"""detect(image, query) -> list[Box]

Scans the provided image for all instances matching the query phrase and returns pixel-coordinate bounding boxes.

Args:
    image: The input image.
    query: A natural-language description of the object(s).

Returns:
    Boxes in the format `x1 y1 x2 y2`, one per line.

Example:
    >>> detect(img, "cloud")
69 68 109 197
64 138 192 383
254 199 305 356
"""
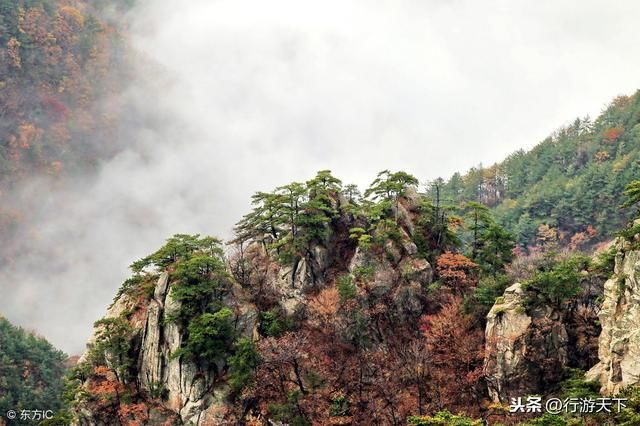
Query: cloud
1 0 639 353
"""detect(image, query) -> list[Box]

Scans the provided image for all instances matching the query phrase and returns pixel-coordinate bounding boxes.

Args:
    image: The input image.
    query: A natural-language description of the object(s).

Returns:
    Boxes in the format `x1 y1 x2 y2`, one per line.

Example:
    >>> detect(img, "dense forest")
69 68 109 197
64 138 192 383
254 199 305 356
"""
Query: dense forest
0 0 133 185
433 91 640 249
0 316 67 424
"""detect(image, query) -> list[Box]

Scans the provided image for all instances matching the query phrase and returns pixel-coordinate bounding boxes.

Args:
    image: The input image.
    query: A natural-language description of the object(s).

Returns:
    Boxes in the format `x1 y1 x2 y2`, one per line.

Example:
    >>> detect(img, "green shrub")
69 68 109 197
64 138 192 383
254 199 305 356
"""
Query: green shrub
227 338 260 393
259 307 293 337
353 265 374 282
493 306 507 315
524 413 568 426
523 255 590 305
613 385 640 424
407 410 482 426
172 308 236 368
267 390 311 426
465 274 511 317
112 274 144 304
90 316 133 382
329 392 350 416
147 380 169 400
559 368 600 399
337 274 357 301
618 223 640 245
169 254 230 324
592 246 617 277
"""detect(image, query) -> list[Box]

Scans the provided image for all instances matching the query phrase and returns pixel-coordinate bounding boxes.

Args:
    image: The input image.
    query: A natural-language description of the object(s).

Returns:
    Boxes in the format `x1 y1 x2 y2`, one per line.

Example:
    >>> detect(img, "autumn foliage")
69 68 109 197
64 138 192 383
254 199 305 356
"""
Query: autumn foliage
420 298 485 415
0 0 130 186
435 251 479 293
602 126 624 144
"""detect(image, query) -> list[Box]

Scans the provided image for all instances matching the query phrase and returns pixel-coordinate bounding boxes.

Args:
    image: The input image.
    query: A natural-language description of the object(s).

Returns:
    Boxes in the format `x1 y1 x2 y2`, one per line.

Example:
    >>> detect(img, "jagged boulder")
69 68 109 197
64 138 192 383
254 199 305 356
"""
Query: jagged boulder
484 283 533 402
399 256 433 286
484 283 568 402
259 244 330 315
347 237 432 322
587 246 640 394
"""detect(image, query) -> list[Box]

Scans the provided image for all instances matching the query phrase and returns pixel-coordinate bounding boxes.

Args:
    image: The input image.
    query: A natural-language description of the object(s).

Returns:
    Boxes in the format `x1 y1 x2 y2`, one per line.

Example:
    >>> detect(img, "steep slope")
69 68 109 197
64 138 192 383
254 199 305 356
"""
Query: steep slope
483 243 613 402
68 173 452 425
69 169 640 425
72 270 257 425
435 91 640 248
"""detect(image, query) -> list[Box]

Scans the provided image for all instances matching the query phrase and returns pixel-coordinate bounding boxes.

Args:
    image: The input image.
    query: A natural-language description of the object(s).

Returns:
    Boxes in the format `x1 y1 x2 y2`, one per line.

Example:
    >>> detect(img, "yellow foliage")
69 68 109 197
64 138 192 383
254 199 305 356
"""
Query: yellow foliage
536 224 558 244
59 6 85 27
7 37 22 69
613 154 631 172
503 199 518 209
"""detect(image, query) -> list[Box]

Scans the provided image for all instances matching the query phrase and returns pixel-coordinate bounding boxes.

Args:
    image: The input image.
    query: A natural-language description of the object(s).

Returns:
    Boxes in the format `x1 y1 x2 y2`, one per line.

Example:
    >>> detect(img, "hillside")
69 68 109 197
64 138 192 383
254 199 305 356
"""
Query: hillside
64 170 640 425
0 0 132 185
434 91 640 249
0 316 67 424
0 0 135 270
3 3 640 424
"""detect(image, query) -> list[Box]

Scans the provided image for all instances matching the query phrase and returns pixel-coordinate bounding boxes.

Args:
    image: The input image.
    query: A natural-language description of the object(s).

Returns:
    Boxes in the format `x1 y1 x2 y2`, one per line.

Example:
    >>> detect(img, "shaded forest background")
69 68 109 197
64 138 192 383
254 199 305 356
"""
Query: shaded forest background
432 93 640 249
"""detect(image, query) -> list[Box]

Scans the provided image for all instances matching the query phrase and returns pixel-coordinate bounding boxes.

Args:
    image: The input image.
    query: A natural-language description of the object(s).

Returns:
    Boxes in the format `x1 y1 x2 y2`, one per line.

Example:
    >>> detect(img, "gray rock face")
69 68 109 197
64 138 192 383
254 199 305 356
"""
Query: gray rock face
137 273 257 425
484 283 533 402
348 239 432 315
78 272 257 426
484 283 568 402
399 256 433 286
587 246 640 394
138 272 218 423
254 243 331 315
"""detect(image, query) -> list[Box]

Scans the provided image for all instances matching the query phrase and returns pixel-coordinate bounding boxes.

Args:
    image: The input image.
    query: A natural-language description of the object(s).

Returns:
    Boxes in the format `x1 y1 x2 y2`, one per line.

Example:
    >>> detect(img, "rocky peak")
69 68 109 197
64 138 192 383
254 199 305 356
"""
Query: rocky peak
71 173 444 425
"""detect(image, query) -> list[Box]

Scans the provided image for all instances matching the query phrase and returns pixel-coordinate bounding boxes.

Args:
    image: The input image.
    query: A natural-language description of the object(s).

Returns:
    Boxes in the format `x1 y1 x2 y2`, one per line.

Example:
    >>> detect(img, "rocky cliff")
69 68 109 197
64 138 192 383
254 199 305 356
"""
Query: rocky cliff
587 241 640 394
484 248 608 403
71 182 436 425
74 269 258 425
72 170 640 425
484 283 569 402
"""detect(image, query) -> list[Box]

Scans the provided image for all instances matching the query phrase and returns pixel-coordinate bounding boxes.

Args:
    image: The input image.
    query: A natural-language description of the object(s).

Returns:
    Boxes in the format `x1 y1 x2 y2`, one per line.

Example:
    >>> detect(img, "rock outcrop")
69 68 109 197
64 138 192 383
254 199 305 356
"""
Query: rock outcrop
74 193 435 425
587 244 640 394
243 195 431 320
75 272 257 425
260 244 331 315
484 283 568 402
